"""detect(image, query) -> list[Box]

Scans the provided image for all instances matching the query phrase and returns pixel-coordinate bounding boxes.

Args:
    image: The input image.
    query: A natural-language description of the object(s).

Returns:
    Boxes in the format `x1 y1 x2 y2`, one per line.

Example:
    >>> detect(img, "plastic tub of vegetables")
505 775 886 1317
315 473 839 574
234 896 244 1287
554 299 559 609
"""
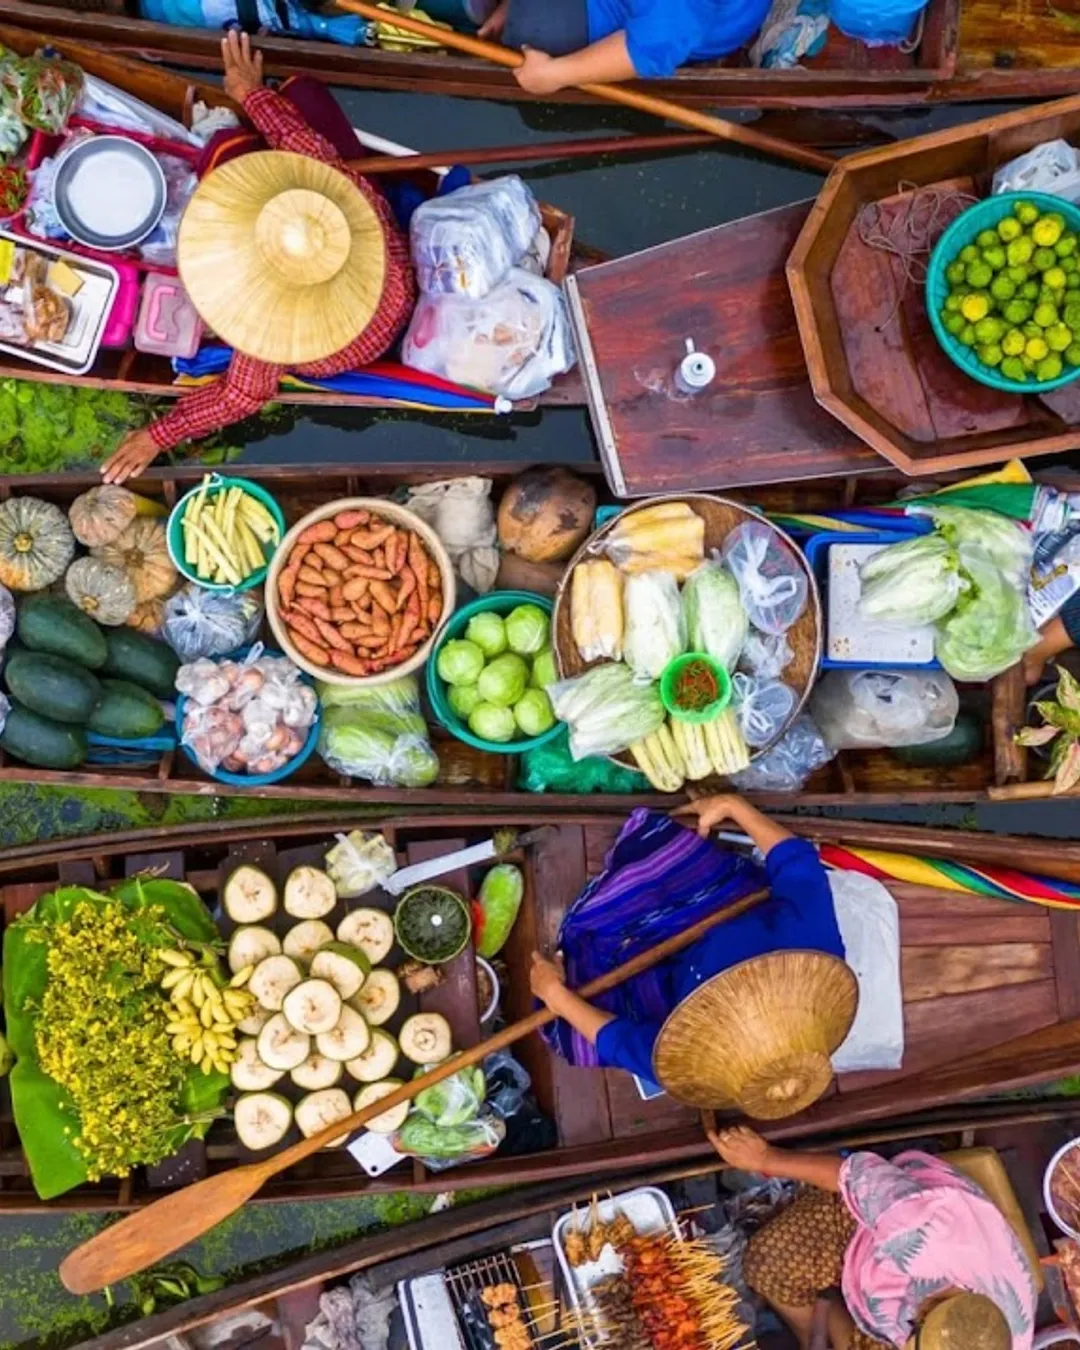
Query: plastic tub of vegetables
167 474 284 593
427 590 562 754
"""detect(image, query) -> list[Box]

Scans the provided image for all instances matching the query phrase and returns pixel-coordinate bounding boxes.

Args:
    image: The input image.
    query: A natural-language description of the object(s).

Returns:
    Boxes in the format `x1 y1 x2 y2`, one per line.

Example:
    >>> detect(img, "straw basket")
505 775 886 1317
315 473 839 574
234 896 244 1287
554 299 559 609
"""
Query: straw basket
552 495 822 767
652 951 858 1119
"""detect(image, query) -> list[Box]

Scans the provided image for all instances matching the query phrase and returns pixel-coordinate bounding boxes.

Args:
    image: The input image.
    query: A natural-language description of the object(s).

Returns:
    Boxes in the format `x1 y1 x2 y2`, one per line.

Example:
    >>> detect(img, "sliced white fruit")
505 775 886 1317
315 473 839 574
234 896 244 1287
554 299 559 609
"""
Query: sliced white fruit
223 865 277 924
345 1028 399 1084
315 1004 370 1062
284 865 338 919
257 1012 311 1072
230 1037 285 1092
282 978 342 1036
234 1092 292 1151
291 1052 345 1091
236 1005 273 1038
228 925 281 975
354 1080 408 1135
349 969 400 1028
400 1013 453 1065
336 908 394 965
249 954 303 1012
310 943 370 1000
295 1087 353 1147
283 918 335 967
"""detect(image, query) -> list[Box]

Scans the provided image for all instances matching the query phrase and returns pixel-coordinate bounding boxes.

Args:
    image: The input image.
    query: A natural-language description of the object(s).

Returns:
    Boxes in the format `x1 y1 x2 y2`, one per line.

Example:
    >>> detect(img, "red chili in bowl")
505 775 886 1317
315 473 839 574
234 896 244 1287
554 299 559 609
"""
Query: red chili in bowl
673 658 719 711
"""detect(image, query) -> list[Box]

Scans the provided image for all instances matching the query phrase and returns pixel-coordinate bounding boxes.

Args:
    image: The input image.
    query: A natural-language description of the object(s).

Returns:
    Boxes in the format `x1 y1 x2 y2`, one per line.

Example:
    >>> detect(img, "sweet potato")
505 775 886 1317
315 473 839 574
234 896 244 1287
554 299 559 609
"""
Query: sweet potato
298 566 327 588
296 596 332 621
340 621 372 641
396 595 422 652
321 568 343 589
428 560 441 587
331 606 355 624
409 534 429 622
343 576 372 603
370 606 390 636
370 580 397 614
334 509 369 530
313 542 350 572
291 632 331 667
298 520 337 545
344 564 390 581
278 567 299 609
428 597 442 623
351 524 394 550
373 547 386 570
395 568 416 612
296 582 324 599
315 617 351 652
285 609 323 645
330 650 371 676
333 529 353 548
342 544 375 565
329 585 345 609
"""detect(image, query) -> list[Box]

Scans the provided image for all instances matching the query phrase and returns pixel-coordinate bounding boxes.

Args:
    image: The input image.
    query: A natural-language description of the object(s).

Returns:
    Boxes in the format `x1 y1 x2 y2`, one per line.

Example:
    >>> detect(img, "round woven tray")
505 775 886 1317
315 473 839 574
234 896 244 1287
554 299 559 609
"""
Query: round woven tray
552 494 822 769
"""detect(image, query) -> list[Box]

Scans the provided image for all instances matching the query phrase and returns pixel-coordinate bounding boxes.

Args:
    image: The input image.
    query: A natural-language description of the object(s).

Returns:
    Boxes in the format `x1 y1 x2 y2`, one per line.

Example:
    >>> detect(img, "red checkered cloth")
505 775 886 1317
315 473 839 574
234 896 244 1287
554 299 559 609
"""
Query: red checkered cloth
148 87 416 452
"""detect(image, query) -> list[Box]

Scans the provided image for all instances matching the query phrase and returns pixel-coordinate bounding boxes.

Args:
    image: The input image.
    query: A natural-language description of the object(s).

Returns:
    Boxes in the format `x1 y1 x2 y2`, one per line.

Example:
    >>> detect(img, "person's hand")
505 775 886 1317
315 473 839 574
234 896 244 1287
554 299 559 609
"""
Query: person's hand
222 30 264 103
673 793 746 838
707 1124 774 1174
530 952 566 1006
100 428 160 485
514 47 569 95
478 0 509 39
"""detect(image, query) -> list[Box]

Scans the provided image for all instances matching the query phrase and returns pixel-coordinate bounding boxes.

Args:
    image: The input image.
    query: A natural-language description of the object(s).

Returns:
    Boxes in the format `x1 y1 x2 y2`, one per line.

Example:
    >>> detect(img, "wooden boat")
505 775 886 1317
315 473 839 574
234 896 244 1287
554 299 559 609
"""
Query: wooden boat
5 808 1080 1216
0 24 576 412
65 1109 1079 1350
0 462 1032 809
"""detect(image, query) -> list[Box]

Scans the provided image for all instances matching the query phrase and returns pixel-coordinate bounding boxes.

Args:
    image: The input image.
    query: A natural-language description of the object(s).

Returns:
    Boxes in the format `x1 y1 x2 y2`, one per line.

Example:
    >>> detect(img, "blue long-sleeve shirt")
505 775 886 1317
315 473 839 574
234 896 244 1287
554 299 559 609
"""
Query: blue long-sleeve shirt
587 0 772 77
594 837 845 1081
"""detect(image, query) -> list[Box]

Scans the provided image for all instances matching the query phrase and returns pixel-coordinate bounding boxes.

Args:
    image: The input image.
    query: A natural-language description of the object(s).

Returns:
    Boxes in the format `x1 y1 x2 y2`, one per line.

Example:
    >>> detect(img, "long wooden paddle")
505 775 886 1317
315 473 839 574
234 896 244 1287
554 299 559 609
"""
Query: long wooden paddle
59 885 769 1294
335 0 835 176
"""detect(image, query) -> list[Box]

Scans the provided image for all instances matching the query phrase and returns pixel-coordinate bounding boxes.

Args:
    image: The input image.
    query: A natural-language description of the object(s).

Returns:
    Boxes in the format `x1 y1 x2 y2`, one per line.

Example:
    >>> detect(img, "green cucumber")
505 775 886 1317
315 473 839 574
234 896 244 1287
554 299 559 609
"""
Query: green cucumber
4 650 102 725
16 594 107 669
87 679 165 739
892 711 984 768
0 701 87 768
101 628 180 699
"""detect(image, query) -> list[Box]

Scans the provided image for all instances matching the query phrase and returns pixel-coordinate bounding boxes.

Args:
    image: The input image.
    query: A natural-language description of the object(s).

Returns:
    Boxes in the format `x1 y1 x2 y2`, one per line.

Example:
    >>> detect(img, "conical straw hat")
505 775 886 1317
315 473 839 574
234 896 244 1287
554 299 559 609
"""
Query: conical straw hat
652 951 858 1120
178 151 388 365
906 1294 1010 1350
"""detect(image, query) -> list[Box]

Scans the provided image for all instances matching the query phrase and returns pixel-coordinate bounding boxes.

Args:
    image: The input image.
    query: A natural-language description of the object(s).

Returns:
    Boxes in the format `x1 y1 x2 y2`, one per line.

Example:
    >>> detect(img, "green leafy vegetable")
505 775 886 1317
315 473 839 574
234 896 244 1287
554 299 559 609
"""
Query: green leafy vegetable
531 648 557 689
464 611 507 658
413 1059 485 1127
934 546 1037 683
682 561 747 670
858 532 966 627
514 688 554 737
469 702 516 743
914 503 1033 588
437 639 485 687
477 653 529 708
504 603 550 656
393 1112 503 1160
549 662 665 760
448 683 482 720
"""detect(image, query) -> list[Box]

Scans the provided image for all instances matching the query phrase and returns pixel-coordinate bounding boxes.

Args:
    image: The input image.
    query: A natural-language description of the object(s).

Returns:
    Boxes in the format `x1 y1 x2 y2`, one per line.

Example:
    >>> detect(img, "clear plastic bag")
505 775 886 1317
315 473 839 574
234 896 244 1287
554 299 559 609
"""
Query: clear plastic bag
409 175 541 298
324 829 396 899
0 582 16 655
392 1110 505 1171
402 267 575 401
993 139 1080 205
682 560 747 670
163 583 263 662
17 54 82 134
721 521 808 634
935 545 1038 683
738 629 793 679
315 675 439 788
730 713 833 793
413 1061 486 1128
548 663 665 760
623 570 686 681
731 673 797 748
483 1051 531 1121
0 49 26 158
810 669 959 750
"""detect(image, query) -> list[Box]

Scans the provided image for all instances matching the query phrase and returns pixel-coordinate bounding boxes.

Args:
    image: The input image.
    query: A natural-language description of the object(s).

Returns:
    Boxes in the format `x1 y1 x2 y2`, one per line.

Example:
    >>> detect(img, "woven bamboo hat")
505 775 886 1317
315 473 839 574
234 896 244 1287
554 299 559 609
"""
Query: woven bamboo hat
178 151 387 365
652 951 858 1120
905 1293 1011 1350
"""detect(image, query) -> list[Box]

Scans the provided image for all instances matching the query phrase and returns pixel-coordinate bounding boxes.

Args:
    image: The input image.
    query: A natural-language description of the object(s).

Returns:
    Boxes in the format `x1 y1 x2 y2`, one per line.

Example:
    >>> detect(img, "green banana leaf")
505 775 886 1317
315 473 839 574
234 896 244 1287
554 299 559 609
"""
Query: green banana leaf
2 878 228 1200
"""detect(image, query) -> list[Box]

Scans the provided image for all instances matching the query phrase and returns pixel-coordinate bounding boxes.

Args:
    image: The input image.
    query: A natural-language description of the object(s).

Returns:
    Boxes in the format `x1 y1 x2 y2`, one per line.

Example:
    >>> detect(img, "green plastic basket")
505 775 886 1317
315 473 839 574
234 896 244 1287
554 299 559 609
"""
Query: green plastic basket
926 190 1080 396
426 590 561 755
660 652 732 723
166 475 285 593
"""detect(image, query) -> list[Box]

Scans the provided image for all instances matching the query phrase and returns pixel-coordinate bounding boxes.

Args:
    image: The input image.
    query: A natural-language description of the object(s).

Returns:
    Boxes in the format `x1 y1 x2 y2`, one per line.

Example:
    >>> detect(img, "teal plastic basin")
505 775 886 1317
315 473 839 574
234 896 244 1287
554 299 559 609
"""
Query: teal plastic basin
167 475 285 593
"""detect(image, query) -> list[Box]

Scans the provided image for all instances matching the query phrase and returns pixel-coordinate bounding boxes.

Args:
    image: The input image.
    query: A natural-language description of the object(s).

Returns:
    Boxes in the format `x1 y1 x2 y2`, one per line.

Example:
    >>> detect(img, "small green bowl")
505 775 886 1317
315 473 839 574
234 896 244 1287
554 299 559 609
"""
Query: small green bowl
660 652 732 723
926 190 1080 396
167 475 285 593
427 589 562 755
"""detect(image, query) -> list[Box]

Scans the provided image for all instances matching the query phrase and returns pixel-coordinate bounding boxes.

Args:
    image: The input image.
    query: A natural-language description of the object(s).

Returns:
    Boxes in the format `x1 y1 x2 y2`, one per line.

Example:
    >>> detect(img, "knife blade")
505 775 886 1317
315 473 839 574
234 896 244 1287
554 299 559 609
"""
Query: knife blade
383 827 553 896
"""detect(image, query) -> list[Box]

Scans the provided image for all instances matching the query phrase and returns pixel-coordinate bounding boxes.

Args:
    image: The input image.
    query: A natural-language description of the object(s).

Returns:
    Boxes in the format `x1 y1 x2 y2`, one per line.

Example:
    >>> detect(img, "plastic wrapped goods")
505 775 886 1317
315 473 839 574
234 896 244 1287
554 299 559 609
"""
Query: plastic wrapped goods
325 829 396 899
163 584 263 662
548 662 665 760
858 533 964 628
16 54 82 134
623 570 686 681
721 521 808 634
811 669 959 751
0 49 26 157
402 268 575 401
731 673 797 749
409 176 541 298
935 546 1038 683
993 139 1080 205
316 676 439 788
682 560 747 670
739 629 794 680
730 713 834 793
911 503 1033 591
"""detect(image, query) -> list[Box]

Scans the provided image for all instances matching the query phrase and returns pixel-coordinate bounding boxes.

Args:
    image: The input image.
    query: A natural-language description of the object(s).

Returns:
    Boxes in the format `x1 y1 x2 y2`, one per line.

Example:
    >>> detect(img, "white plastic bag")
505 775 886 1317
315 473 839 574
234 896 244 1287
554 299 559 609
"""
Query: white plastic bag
829 870 904 1074
402 268 575 401
623 570 686 681
731 673 797 749
722 521 808 634
730 713 833 793
403 477 498 593
163 583 263 662
993 138 1080 204
0 583 16 655
739 629 793 679
409 175 541 298
810 669 959 751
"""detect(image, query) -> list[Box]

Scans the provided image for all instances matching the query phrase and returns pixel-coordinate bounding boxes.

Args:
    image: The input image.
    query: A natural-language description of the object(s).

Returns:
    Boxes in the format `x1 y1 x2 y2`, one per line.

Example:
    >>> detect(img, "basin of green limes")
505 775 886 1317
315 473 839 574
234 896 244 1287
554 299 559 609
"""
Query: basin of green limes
930 193 1080 390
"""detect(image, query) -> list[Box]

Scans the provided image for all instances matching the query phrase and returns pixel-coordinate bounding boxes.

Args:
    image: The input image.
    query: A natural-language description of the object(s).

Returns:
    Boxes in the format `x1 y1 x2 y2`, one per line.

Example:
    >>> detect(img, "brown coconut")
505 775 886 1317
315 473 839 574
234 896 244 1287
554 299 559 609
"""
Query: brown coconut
497 468 596 564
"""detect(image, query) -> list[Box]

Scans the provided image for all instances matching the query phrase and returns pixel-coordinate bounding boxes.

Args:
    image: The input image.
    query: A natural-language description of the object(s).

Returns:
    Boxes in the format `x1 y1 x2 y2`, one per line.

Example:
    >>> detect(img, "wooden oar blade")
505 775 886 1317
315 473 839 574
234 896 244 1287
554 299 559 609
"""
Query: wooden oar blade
59 1164 266 1294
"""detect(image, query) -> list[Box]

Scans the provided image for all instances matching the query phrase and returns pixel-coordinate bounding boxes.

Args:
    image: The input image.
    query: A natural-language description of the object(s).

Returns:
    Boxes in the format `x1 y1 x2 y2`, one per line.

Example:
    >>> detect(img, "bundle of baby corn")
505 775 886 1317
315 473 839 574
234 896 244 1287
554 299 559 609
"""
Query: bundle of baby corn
605 503 705 579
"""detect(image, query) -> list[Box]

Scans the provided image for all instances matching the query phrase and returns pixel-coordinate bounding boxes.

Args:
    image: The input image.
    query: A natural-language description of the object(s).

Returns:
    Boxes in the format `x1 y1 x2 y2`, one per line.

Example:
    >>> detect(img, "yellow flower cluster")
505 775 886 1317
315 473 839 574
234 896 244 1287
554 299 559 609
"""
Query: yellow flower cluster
35 901 186 1181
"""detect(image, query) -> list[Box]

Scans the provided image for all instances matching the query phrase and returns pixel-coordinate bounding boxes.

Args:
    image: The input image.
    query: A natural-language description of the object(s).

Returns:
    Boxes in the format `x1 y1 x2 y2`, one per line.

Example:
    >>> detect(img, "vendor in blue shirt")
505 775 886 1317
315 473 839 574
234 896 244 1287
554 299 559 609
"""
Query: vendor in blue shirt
479 0 771 96
530 794 845 1084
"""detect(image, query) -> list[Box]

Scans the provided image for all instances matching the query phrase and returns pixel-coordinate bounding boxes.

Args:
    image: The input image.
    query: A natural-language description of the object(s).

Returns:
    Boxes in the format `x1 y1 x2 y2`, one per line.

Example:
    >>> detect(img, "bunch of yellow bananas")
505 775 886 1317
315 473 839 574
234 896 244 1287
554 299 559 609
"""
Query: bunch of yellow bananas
158 949 256 1076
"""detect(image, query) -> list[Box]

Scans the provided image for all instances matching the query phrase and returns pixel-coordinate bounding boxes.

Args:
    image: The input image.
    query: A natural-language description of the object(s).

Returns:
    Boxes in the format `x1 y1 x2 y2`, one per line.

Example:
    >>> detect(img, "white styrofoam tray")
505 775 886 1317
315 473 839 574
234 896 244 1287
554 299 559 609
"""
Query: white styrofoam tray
552 1186 677 1342
827 541 936 665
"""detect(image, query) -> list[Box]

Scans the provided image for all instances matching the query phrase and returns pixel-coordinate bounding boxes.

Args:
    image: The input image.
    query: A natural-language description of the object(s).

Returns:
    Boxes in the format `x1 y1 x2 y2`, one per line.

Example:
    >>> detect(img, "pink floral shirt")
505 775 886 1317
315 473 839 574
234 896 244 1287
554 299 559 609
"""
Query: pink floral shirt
839 1151 1036 1350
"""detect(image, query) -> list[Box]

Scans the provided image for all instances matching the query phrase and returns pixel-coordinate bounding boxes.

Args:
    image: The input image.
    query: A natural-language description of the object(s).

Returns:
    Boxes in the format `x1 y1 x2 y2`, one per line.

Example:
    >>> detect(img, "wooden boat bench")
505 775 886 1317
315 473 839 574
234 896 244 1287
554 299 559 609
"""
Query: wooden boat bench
943 1146 1046 1292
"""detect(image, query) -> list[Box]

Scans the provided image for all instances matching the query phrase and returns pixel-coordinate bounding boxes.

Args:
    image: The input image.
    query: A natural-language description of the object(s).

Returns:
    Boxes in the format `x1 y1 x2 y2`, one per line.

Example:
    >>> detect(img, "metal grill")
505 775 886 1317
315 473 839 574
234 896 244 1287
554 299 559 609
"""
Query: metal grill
444 1251 548 1350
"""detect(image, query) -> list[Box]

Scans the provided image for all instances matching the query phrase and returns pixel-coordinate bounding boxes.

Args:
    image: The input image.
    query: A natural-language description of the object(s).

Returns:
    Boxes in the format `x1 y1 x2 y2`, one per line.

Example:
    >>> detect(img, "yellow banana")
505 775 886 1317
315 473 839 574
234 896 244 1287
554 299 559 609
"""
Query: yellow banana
229 965 254 988
172 1033 191 1055
191 1040 204 1065
191 978 206 1008
199 1000 216 1029
158 949 194 968
160 966 191 990
210 1002 232 1026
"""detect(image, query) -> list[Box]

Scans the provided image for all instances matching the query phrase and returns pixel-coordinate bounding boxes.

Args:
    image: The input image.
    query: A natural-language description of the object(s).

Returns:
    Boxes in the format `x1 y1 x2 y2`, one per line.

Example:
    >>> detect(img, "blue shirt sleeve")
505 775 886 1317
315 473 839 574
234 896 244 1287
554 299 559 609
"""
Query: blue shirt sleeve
765 836 835 920
622 0 770 77
595 1017 666 1079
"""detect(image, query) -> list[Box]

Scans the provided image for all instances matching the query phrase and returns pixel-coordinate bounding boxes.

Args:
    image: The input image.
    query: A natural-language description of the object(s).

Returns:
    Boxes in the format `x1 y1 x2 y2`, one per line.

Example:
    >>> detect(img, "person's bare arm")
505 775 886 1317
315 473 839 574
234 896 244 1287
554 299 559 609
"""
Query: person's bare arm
1024 614 1072 687
530 953 614 1045
674 794 795 856
514 32 636 95
708 1124 843 1192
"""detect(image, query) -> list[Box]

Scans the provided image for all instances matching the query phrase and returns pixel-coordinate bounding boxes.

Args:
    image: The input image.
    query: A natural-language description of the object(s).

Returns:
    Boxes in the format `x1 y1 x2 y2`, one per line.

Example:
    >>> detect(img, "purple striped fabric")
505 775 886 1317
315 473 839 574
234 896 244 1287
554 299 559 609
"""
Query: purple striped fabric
544 809 766 1066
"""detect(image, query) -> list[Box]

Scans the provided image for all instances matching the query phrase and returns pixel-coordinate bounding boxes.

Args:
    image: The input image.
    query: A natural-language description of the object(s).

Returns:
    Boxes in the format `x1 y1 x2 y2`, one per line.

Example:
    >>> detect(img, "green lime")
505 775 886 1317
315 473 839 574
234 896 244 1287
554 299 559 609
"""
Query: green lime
981 245 1007 271
1065 256 1080 274
1034 302 1059 328
1034 215 1065 247
944 312 967 336
990 275 1016 302
1003 299 1033 324
1048 323 1073 352
974 316 1004 343
1034 246 1058 271
1066 302 1080 332
960 243 980 263
1021 281 1040 300
1037 353 1064 381
1002 328 1026 357
976 228 999 249
1057 234 1078 257
998 216 1023 242
1022 354 1037 372
1066 343 1080 367
961 293 991 322
966 261 993 288
946 259 967 285
977 343 1004 367
1026 335 1050 361
1006 264 1030 284
1024 321 1044 338
959 323 977 347
945 292 964 312
1015 201 1040 226
1001 356 1028 381
1045 266 1069 290
1007 236 1035 266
